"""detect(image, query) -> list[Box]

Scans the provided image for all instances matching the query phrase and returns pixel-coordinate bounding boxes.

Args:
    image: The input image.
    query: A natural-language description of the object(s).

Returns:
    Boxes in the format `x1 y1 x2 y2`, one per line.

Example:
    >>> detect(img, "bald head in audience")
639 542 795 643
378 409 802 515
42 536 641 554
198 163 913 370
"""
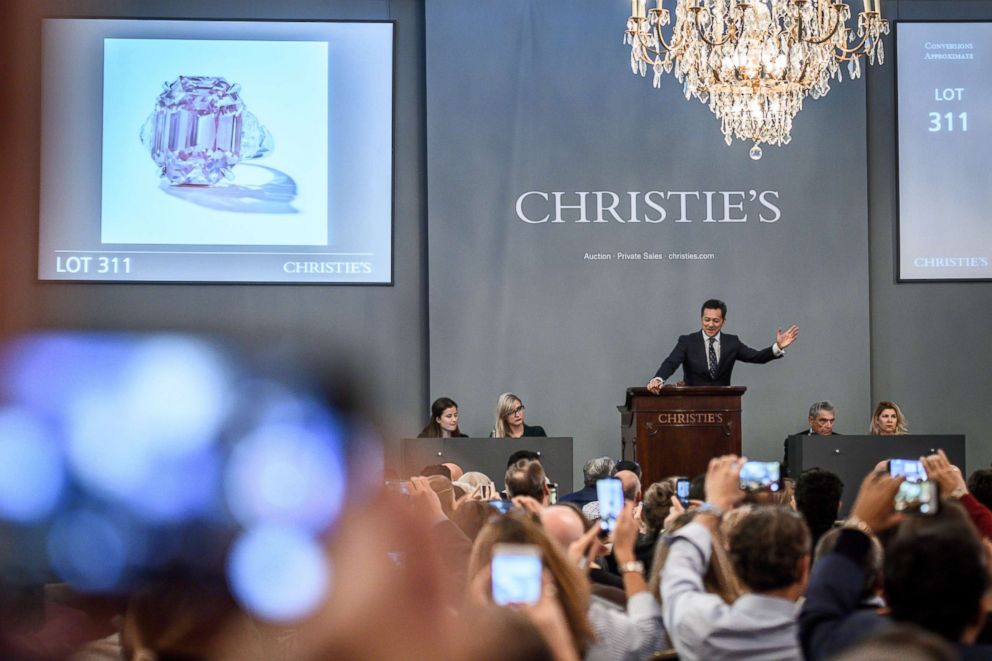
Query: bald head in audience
505 458 549 505
443 462 464 482
539 504 587 549
615 470 642 504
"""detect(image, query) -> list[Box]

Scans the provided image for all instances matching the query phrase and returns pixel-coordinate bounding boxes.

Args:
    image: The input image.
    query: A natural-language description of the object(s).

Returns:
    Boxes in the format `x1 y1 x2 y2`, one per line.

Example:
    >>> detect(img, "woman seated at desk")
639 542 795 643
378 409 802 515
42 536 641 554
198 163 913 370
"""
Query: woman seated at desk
490 392 547 438
869 400 908 436
418 397 468 438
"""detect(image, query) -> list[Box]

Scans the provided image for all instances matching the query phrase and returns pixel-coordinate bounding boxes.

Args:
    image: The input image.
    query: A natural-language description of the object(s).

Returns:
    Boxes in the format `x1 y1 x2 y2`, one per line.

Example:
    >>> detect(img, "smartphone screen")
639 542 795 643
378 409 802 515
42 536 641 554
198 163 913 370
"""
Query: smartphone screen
596 478 624 533
384 480 410 496
895 479 938 515
491 543 542 606
888 459 927 483
676 478 691 506
548 483 558 505
489 499 513 513
739 461 782 492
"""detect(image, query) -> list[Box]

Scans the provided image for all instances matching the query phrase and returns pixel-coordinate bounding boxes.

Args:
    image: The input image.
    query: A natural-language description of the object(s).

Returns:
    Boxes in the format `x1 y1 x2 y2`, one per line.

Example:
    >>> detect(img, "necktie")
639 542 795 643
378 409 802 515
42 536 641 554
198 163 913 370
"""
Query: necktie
708 337 718 380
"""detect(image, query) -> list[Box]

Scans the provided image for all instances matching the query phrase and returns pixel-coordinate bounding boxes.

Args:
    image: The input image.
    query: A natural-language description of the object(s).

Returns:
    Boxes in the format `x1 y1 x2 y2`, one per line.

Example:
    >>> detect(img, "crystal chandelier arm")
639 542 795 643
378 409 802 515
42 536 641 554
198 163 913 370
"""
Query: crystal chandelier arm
650 16 685 53
627 35 674 68
691 6 739 47
830 15 888 57
626 11 689 59
799 4 844 45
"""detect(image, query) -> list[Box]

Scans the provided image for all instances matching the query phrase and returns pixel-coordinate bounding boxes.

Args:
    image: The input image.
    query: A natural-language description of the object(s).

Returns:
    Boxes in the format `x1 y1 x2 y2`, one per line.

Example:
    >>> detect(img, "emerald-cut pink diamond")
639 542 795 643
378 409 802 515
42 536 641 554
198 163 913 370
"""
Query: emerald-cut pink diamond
140 76 273 186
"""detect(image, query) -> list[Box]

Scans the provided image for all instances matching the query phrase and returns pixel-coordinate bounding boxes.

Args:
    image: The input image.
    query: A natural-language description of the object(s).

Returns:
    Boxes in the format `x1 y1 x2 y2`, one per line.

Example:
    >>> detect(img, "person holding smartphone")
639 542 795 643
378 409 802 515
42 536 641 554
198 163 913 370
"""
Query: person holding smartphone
468 516 595 657
922 449 992 538
661 455 811 660
800 468 992 659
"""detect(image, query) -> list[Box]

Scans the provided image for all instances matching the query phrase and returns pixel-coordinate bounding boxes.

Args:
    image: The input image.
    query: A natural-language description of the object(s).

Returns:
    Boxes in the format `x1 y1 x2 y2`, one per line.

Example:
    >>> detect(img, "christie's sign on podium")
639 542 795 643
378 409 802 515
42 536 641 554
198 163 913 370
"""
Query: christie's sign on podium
618 386 745 486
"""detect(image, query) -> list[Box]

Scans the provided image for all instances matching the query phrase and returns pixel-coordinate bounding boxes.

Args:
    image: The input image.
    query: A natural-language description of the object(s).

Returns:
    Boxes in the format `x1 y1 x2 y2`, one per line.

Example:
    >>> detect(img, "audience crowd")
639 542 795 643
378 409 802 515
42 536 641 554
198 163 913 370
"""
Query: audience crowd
7 428 992 660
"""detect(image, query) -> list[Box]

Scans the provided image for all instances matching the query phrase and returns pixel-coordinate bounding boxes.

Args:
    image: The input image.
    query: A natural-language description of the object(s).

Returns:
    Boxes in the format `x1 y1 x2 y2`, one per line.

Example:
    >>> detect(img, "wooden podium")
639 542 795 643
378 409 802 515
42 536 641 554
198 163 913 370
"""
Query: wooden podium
619 386 746 486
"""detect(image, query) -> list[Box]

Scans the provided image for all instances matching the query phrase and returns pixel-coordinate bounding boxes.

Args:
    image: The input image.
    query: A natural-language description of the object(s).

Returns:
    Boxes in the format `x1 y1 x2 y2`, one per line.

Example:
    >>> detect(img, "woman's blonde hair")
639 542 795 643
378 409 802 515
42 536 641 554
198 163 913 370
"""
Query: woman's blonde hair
493 392 522 438
869 400 909 435
468 513 595 654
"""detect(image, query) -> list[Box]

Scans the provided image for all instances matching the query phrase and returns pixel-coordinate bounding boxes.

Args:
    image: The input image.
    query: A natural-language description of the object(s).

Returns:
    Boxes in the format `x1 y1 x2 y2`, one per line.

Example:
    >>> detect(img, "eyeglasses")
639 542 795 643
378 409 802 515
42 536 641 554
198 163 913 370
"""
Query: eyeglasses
509 405 526 416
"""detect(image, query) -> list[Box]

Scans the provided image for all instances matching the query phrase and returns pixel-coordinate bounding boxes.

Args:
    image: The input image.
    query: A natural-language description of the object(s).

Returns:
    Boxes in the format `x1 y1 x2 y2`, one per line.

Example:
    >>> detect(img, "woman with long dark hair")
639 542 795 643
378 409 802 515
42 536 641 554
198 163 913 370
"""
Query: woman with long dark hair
419 397 468 438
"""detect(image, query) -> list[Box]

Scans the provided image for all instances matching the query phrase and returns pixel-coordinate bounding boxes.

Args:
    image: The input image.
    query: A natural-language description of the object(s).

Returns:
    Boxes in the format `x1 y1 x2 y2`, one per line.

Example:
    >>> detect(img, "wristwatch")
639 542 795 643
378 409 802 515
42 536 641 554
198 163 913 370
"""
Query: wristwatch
696 502 725 520
842 515 874 537
619 560 645 575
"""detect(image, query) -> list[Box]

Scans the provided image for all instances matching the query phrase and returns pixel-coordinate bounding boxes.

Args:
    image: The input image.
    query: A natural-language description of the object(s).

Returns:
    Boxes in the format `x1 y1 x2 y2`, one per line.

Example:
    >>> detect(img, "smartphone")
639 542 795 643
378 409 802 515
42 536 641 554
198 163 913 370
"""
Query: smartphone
739 461 782 492
596 478 624 533
888 459 927 483
489 499 514 513
895 479 939 515
548 483 558 505
675 478 691 507
384 480 410 496
479 484 493 500
491 543 542 606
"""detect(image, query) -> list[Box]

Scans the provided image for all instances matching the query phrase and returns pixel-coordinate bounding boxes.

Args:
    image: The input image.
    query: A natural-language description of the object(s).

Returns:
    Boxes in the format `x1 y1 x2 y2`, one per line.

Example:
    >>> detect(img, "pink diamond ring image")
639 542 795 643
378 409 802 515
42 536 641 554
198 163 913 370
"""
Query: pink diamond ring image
140 76 274 186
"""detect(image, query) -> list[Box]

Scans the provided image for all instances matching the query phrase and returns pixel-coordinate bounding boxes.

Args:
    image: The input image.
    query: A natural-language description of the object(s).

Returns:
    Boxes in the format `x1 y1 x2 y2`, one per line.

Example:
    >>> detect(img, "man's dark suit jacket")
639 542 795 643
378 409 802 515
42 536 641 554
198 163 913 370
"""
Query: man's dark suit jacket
800 529 992 660
559 484 597 507
654 331 780 386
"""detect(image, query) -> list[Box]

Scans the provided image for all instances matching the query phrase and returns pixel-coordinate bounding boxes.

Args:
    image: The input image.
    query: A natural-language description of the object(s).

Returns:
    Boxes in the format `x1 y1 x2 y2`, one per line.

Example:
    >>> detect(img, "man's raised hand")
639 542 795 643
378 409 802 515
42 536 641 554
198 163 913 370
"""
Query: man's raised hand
776 324 799 349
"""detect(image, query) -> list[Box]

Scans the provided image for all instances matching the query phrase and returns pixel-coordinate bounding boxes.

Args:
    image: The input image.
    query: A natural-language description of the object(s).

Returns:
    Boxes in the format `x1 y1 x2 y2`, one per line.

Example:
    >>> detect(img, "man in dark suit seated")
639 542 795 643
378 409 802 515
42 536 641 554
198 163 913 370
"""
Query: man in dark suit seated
559 457 615 507
646 298 799 392
783 401 840 476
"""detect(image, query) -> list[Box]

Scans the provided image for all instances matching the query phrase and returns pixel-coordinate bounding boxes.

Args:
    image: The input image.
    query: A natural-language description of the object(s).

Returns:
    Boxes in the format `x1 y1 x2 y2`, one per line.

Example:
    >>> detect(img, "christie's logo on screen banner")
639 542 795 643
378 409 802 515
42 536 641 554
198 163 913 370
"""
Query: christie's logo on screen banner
283 261 373 275
514 190 781 224
912 257 989 268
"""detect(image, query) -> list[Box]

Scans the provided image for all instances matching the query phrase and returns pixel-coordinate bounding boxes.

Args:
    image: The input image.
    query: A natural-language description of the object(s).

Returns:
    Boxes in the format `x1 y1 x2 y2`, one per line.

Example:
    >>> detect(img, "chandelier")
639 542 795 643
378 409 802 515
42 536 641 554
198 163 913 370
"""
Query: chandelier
624 0 889 159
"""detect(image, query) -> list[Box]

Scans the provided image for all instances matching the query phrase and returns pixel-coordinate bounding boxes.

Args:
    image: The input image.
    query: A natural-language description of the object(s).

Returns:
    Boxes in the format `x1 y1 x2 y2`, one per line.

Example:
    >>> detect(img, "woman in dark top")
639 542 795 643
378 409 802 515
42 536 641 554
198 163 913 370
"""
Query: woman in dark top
491 392 547 438
418 397 468 438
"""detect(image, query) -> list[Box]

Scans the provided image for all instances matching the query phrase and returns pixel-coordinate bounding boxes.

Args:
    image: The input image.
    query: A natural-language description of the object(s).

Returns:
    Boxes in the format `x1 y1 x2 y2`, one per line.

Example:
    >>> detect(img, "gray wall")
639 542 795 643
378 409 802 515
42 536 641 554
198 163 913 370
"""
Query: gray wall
1 0 990 476
0 0 428 435
424 0 872 489
868 0 992 472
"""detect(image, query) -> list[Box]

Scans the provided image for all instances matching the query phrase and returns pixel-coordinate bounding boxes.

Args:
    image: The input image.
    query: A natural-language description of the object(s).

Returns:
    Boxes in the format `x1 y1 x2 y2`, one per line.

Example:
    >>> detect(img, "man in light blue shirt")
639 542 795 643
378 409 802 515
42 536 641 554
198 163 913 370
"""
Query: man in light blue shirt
661 455 811 660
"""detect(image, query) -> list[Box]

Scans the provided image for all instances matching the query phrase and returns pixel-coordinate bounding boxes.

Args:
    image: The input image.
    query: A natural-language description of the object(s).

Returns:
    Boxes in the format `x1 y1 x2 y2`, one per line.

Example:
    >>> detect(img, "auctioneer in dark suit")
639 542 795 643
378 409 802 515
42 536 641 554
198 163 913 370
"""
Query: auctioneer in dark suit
654 330 781 386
